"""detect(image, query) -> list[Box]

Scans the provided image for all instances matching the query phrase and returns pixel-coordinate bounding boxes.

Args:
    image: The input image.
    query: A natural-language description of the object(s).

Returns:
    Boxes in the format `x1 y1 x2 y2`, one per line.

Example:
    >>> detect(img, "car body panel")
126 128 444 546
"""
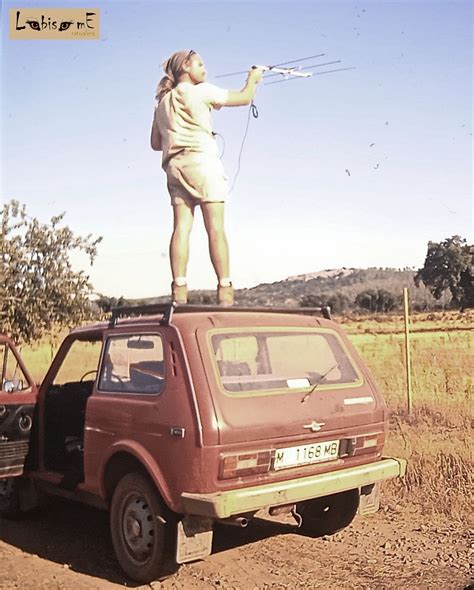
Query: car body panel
0 334 38 477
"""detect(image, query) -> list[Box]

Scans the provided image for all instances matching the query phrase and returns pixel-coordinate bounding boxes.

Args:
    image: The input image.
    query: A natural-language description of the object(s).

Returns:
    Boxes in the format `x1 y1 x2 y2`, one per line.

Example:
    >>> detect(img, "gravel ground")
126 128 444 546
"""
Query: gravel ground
1 497 472 590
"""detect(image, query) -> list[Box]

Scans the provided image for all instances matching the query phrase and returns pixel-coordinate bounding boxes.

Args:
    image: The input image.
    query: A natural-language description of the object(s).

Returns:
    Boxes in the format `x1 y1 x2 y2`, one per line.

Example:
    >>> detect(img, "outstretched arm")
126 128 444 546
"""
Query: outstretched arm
223 67 264 107
150 110 162 151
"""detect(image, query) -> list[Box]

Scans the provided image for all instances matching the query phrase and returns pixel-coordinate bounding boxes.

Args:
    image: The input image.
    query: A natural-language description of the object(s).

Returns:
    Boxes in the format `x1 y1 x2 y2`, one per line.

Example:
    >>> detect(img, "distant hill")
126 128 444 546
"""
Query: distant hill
126 267 444 312
233 267 438 309
286 268 357 282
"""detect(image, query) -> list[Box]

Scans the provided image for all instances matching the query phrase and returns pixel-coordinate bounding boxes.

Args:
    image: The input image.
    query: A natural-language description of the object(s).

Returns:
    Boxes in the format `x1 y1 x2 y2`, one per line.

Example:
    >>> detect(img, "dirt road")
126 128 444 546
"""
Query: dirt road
0 498 472 590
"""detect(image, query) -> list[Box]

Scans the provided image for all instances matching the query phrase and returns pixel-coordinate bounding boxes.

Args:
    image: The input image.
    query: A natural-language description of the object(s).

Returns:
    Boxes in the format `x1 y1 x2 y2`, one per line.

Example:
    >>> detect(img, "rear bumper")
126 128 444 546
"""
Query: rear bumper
181 456 407 518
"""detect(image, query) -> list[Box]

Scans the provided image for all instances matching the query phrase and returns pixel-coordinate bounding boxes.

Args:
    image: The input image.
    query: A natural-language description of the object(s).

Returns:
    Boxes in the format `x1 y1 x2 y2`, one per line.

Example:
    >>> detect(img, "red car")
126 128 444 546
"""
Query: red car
0 334 37 478
0 304 406 583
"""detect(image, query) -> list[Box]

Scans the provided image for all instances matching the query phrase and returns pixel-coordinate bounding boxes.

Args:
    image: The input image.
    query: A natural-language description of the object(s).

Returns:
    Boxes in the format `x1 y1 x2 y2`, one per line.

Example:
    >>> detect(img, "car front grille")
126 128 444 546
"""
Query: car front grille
0 440 30 467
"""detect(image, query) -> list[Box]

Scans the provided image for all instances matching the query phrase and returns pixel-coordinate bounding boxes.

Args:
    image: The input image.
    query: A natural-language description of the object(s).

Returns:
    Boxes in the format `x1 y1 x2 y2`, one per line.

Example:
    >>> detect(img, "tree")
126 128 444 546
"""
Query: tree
415 236 474 310
327 292 351 314
187 292 213 305
355 289 398 313
95 295 131 313
1 200 102 343
300 294 324 308
355 289 378 312
300 292 350 314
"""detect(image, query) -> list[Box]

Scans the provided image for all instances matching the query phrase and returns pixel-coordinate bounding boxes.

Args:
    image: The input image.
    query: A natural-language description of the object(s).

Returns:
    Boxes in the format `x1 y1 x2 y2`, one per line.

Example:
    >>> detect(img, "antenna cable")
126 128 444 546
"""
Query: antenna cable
230 102 259 193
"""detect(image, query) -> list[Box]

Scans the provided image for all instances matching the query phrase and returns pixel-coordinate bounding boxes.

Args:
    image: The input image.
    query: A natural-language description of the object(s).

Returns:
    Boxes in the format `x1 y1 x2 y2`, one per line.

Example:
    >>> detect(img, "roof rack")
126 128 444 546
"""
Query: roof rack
109 303 332 327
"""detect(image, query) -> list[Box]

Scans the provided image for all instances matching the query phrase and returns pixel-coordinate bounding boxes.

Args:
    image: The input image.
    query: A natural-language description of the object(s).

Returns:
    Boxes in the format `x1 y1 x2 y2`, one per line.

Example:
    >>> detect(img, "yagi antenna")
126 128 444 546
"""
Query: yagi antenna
264 66 357 85
255 64 312 78
263 60 342 79
215 54 325 79
270 54 326 68
220 54 356 192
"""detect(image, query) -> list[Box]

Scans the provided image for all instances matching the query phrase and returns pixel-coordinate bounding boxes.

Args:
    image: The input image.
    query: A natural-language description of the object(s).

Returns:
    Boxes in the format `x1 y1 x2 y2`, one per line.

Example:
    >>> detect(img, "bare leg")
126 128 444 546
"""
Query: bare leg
201 202 230 281
170 202 195 280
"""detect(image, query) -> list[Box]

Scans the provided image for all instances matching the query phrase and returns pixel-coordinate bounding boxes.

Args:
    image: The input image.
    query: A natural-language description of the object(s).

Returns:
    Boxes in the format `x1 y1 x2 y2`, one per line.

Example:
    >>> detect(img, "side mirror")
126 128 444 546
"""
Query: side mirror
3 380 16 393
2 380 24 393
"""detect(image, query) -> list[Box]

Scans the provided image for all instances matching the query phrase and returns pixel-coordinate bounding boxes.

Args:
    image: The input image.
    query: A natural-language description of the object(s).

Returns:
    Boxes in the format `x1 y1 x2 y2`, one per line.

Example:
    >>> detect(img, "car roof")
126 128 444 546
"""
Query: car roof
70 304 336 336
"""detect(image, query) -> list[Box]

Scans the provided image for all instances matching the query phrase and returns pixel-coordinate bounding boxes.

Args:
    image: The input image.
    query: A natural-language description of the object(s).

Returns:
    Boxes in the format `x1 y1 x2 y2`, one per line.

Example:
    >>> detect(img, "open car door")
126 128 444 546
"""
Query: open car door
0 334 38 477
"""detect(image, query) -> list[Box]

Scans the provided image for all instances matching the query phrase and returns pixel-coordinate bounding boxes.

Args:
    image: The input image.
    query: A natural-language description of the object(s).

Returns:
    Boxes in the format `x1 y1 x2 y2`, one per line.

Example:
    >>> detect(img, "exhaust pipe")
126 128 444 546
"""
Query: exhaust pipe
217 516 249 528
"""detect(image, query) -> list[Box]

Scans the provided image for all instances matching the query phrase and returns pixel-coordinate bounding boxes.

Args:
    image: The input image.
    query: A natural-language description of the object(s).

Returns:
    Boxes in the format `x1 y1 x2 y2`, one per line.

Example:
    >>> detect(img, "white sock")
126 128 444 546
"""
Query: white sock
219 278 232 287
174 277 187 286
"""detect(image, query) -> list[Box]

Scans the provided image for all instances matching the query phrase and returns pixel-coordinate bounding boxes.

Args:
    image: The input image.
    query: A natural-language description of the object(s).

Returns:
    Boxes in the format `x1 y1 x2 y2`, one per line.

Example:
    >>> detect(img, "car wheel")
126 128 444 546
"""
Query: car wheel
0 477 21 519
297 489 359 537
110 472 169 583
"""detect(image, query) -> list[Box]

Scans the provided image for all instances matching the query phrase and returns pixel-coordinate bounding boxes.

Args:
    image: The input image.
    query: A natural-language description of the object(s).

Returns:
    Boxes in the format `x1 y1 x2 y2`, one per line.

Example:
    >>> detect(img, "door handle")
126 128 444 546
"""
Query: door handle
170 427 185 438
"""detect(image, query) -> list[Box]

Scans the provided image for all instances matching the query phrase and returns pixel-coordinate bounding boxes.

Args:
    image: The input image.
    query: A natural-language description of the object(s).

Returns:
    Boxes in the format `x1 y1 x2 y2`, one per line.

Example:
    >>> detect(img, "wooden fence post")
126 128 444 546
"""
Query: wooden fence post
403 287 413 414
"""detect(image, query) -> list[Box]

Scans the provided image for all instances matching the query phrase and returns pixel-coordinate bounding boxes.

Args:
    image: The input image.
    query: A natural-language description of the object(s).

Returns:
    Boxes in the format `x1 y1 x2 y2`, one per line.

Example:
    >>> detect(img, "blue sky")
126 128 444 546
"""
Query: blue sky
2 0 472 298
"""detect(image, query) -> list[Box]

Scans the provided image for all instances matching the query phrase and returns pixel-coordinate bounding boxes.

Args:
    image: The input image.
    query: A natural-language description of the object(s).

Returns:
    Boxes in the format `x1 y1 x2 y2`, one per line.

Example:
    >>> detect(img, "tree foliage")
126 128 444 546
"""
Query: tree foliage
1 200 102 343
415 236 473 310
355 288 398 313
187 292 214 305
95 295 130 313
300 291 351 314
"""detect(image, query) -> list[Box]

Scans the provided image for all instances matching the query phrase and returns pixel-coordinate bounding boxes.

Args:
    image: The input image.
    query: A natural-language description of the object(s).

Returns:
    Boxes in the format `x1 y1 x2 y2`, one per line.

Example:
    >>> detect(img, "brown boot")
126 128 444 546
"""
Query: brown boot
217 283 234 307
171 282 188 304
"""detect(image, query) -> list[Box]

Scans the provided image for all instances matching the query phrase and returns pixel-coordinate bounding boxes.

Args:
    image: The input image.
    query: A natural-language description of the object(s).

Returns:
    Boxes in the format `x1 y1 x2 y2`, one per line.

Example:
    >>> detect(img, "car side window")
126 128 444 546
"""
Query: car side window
98 334 164 395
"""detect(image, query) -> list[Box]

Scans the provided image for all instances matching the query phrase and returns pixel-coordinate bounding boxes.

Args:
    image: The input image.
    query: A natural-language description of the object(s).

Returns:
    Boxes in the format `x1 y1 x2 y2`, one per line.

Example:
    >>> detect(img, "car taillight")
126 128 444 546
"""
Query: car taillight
343 433 383 457
220 451 271 479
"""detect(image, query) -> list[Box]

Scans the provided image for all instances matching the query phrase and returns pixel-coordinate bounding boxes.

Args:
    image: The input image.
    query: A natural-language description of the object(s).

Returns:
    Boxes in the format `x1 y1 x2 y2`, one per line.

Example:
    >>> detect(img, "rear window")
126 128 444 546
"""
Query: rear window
211 330 361 393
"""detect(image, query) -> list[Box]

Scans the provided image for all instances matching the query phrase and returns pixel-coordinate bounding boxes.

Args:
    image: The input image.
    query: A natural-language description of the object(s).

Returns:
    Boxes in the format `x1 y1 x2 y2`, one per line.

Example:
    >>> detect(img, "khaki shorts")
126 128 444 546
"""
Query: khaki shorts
166 151 229 206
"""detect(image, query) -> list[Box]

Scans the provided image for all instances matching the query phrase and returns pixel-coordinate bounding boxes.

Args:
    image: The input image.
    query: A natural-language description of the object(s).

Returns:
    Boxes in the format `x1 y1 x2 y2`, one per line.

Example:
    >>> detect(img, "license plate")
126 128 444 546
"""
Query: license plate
273 439 340 470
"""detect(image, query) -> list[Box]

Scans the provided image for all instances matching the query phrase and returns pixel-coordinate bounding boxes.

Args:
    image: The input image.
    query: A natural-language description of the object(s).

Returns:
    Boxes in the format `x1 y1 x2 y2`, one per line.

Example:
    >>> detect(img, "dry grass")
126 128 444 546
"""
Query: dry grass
349 323 472 519
349 330 472 414
383 419 472 520
340 309 474 335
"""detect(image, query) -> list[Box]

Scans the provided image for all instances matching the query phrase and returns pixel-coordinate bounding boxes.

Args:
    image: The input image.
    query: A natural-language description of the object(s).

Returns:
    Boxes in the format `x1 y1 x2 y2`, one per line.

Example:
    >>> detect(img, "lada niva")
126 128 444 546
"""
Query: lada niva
0 304 406 583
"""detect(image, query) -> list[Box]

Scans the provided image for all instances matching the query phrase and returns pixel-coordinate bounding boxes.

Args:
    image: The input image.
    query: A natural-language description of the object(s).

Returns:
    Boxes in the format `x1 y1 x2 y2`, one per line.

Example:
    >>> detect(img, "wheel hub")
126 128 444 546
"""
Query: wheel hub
130 518 142 537
122 494 155 562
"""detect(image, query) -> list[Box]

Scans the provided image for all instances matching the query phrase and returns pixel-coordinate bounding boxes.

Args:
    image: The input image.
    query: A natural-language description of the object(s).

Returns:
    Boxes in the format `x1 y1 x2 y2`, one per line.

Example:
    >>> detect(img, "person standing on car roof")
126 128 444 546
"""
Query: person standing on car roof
151 50 263 306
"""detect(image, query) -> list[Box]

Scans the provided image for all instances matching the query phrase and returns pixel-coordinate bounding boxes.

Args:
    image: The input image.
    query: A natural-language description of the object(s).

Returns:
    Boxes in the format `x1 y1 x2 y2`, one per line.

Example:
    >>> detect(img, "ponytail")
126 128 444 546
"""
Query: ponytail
156 75 174 103
155 49 195 103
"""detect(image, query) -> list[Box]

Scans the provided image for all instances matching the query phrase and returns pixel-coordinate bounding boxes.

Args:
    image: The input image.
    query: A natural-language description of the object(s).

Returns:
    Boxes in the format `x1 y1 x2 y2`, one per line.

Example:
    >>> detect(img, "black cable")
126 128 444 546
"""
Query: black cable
230 102 259 193
213 132 226 159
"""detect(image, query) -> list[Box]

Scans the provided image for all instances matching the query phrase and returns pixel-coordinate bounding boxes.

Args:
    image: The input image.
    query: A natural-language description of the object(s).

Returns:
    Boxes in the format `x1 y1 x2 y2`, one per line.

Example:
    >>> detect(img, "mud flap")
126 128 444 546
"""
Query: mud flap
358 483 380 516
176 515 213 564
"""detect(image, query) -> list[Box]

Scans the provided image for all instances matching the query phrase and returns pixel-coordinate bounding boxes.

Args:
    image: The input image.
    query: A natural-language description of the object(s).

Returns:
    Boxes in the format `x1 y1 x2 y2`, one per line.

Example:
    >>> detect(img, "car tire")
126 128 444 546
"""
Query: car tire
110 472 169 583
297 489 359 537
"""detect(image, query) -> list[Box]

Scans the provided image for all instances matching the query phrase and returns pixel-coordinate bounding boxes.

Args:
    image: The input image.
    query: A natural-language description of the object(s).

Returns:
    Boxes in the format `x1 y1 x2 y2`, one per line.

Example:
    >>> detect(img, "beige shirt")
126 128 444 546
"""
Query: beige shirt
156 81 229 168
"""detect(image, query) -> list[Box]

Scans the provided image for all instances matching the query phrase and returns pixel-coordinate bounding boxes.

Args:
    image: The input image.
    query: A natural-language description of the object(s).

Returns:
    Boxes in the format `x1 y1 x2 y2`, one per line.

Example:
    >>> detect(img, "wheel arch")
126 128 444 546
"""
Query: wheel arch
100 442 173 510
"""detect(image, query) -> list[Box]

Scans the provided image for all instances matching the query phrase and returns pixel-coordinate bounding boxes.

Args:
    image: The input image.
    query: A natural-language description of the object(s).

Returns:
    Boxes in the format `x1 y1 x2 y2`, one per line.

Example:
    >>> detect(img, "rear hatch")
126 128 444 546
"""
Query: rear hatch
196 324 385 472
0 335 38 477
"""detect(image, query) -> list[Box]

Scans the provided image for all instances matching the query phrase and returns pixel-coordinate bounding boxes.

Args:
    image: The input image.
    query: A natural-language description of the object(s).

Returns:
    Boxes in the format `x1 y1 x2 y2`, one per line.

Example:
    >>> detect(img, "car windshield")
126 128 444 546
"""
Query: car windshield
211 330 360 393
